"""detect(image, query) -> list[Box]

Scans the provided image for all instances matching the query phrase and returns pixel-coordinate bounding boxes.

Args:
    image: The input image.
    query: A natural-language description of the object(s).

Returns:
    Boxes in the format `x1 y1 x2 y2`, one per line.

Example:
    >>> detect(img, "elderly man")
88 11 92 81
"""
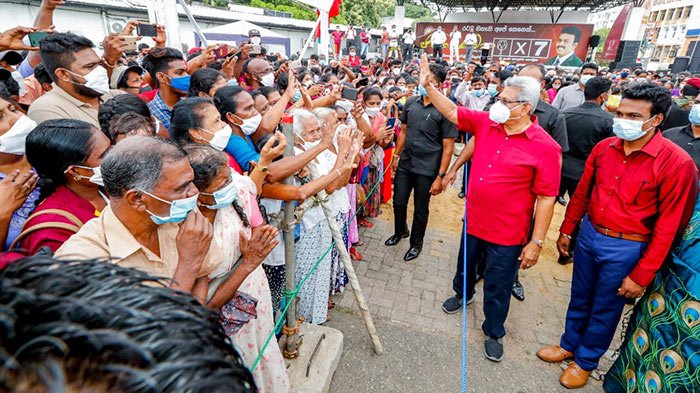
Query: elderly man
417 52 561 362
243 58 275 90
56 137 219 296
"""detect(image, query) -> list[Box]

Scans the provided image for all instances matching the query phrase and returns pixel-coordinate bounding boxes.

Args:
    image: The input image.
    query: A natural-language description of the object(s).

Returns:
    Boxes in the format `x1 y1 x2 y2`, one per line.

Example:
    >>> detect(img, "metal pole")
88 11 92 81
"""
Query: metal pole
281 113 301 357
317 191 384 354
175 0 208 47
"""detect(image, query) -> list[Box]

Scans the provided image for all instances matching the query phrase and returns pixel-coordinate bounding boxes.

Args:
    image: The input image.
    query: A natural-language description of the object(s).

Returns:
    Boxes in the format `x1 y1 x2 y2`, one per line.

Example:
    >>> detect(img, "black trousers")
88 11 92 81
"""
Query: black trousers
403 44 413 59
559 176 581 252
393 165 435 248
433 44 443 59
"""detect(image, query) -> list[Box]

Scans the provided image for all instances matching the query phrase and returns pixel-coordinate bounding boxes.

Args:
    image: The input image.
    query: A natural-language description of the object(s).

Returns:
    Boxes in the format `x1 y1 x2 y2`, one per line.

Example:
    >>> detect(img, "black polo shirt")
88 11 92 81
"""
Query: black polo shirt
399 96 458 177
663 124 700 170
534 100 569 153
561 101 614 181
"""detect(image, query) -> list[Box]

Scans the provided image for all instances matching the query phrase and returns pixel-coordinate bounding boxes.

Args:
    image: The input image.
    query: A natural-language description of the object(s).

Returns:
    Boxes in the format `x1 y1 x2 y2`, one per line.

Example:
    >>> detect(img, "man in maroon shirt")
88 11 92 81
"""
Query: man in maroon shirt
537 82 698 389
416 54 562 362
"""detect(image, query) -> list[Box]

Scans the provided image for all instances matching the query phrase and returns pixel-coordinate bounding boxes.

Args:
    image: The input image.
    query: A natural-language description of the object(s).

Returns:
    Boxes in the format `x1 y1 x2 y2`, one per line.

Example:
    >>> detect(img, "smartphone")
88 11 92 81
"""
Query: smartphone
451 77 460 84
387 117 397 128
289 60 302 69
341 87 359 101
123 36 139 51
250 44 261 55
28 32 49 47
267 54 278 63
137 23 158 37
356 77 369 87
215 44 229 59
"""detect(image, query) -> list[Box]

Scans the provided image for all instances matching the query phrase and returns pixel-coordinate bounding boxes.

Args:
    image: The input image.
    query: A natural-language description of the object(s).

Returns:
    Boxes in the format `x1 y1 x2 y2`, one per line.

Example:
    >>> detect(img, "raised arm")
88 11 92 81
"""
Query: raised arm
419 53 458 124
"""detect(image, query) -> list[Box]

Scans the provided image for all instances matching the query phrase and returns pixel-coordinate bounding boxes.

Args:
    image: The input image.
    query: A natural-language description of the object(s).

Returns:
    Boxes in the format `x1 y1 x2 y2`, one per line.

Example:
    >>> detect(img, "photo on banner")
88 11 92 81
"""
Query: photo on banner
416 22 594 66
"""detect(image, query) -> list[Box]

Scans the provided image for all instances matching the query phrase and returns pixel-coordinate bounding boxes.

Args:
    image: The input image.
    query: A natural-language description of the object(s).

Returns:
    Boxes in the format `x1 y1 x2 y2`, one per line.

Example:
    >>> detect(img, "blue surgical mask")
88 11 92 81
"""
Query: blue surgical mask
487 83 498 97
418 85 428 97
471 89 485 97
689 105 700 126
201 175 238 210
169 75 191 92
612 116 656 142
620 72 629 78
293 89 302 102
580 75 594 86
140 190 198 225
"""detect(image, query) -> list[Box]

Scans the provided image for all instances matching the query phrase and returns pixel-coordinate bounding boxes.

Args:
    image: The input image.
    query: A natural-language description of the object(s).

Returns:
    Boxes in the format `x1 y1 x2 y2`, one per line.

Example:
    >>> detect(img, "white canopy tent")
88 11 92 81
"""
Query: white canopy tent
198 20 291 56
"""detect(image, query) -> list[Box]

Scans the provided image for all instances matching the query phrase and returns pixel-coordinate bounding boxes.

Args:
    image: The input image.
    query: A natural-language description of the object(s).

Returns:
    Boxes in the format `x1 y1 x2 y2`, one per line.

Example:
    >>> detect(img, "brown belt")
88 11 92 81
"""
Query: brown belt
594 224 650 243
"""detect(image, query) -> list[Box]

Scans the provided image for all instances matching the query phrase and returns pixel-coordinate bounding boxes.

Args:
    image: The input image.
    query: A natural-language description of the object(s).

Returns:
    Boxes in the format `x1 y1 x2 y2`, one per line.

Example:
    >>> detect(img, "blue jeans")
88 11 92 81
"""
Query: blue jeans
452 227 523 339
560 216 646 371
381 43 388 59
465 45 474 63
361 43 368 57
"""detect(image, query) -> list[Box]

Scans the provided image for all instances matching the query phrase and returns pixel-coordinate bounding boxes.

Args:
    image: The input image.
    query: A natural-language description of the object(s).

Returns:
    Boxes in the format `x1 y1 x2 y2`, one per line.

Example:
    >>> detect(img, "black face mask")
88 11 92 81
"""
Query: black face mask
139 85 153 94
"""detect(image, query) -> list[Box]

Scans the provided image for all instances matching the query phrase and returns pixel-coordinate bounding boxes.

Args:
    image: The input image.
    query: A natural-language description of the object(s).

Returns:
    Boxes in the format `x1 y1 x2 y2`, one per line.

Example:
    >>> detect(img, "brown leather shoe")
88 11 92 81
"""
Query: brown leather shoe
559 362 591 389
536 345 574 363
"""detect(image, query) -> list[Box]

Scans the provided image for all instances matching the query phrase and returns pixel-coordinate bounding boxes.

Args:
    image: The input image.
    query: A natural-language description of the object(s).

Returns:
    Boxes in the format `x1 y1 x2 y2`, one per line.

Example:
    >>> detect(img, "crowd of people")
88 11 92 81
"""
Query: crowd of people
0 1 699 390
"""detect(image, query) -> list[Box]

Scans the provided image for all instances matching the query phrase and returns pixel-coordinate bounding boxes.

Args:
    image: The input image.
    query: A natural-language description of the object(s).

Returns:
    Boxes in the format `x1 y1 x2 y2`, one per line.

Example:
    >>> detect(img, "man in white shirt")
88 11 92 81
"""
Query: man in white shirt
464 27 478 63
346 24 356 53
430 26 447 60
402 28 416 60
449 26 462 64
389 25 400 59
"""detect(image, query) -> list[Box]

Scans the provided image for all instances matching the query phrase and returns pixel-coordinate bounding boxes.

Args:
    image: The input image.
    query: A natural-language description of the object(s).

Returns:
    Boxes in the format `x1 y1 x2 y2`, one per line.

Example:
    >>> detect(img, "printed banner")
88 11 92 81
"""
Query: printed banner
416 22 594 66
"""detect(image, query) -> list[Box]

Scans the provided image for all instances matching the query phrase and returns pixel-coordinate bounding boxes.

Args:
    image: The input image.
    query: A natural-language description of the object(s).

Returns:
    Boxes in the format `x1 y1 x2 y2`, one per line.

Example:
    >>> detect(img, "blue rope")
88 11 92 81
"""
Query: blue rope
461 162 468 393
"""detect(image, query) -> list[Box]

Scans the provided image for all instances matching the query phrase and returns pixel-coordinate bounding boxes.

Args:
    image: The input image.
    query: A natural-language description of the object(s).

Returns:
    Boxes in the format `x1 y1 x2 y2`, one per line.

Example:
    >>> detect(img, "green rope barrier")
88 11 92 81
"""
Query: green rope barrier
249 161 393 372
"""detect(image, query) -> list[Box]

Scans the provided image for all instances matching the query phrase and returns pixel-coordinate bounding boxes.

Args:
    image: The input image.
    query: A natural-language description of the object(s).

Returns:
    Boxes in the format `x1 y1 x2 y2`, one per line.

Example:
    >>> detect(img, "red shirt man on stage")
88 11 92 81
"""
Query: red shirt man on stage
537 82 698 389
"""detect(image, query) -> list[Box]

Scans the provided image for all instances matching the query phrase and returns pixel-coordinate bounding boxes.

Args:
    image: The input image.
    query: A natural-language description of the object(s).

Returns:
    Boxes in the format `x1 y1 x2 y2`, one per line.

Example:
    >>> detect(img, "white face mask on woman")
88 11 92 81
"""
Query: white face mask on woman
199 124 233 151
365 106 381 117
0 115 37 155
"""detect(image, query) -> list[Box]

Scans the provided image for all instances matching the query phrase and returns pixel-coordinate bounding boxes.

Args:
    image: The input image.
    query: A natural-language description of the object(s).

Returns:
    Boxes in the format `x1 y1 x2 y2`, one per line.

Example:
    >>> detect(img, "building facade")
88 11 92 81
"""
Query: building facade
643 0 699 70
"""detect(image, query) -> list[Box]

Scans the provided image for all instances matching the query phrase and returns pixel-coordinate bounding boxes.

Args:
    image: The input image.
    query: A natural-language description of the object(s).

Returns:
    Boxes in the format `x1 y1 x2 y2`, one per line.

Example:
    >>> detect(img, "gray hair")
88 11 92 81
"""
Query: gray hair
312 107 335 124
293 109 319 137
102 136 187 198
504 76 541 113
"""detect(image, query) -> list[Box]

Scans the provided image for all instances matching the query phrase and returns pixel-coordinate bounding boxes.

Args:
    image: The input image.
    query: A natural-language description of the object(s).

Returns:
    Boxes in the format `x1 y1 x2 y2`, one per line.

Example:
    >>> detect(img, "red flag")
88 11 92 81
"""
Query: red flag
602 3 632 62
315 0 342 40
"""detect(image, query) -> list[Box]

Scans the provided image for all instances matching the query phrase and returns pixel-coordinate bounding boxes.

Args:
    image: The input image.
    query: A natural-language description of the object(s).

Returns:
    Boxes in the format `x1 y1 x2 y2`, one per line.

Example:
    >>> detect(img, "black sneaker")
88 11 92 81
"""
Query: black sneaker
484 337 504 362
441 295 474 314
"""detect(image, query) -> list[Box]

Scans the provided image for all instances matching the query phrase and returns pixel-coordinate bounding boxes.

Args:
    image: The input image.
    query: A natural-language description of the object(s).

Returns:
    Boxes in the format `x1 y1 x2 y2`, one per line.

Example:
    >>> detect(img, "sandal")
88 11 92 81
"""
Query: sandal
354 240 364 246
350 246 363 261
358 218 374 228
328 299 335 309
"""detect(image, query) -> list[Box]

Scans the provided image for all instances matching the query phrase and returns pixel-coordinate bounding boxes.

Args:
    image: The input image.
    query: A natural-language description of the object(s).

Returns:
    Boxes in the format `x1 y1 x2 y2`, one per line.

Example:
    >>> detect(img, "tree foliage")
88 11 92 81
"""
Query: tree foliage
230 0 436 27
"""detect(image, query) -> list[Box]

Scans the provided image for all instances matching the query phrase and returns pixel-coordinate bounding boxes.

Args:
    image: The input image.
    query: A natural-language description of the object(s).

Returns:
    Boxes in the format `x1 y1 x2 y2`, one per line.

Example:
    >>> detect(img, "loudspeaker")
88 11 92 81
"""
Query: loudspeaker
615 40 641 62
671 57 690 74
689 41 700 73
589 35 600 48
480 47 490 66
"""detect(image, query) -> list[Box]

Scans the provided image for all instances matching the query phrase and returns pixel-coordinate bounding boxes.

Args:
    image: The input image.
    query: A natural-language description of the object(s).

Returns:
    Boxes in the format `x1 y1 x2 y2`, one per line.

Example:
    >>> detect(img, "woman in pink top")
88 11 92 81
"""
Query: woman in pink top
331 25 345 60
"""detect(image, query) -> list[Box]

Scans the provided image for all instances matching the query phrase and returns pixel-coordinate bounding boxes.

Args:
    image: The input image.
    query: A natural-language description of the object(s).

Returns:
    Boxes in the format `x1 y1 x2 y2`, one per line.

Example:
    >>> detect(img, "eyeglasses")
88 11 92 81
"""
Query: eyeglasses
496 97 527 106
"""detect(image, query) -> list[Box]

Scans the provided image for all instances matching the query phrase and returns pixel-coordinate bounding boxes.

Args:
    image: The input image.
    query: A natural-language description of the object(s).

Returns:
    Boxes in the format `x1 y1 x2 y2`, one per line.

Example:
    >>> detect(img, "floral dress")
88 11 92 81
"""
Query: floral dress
208 174 290 393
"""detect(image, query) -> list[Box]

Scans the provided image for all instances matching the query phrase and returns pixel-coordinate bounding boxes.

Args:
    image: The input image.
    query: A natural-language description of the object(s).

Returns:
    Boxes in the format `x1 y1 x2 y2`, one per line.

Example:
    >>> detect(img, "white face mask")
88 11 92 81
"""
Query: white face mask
199 124 232 151
66 66 110 95
349 51 356 56
233 113 262 135
11 71 26 96
0 115 36 155
67 165 104 187
300 134 320 150
612 116 656 141
303 80 313 89
392 68 401 76
579 75 594 86
365 106 380 117
488 101 522 124
259 73 275 87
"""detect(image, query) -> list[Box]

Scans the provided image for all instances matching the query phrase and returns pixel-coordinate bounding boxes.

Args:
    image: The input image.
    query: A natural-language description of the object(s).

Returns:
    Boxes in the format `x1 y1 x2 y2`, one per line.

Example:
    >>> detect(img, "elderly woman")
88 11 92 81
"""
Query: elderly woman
292 109 360 324
0 88 39 255
312 107 356 294
11 119 111 254
183 143 289 393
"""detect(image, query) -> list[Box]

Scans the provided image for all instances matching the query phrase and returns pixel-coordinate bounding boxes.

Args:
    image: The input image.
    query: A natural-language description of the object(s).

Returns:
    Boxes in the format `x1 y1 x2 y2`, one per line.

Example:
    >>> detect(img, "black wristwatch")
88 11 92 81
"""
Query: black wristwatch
439 172 446 178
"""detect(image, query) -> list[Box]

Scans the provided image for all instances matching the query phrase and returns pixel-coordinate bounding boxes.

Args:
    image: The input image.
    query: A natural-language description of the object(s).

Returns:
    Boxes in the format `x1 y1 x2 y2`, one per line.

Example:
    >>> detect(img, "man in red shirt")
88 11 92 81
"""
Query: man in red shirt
416 54 562 362
331 25 345 60
537 82 698 389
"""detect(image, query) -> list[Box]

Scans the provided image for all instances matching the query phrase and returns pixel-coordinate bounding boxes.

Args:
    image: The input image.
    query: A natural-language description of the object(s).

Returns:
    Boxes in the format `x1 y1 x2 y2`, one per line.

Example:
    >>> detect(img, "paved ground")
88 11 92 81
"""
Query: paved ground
325 187 628 393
